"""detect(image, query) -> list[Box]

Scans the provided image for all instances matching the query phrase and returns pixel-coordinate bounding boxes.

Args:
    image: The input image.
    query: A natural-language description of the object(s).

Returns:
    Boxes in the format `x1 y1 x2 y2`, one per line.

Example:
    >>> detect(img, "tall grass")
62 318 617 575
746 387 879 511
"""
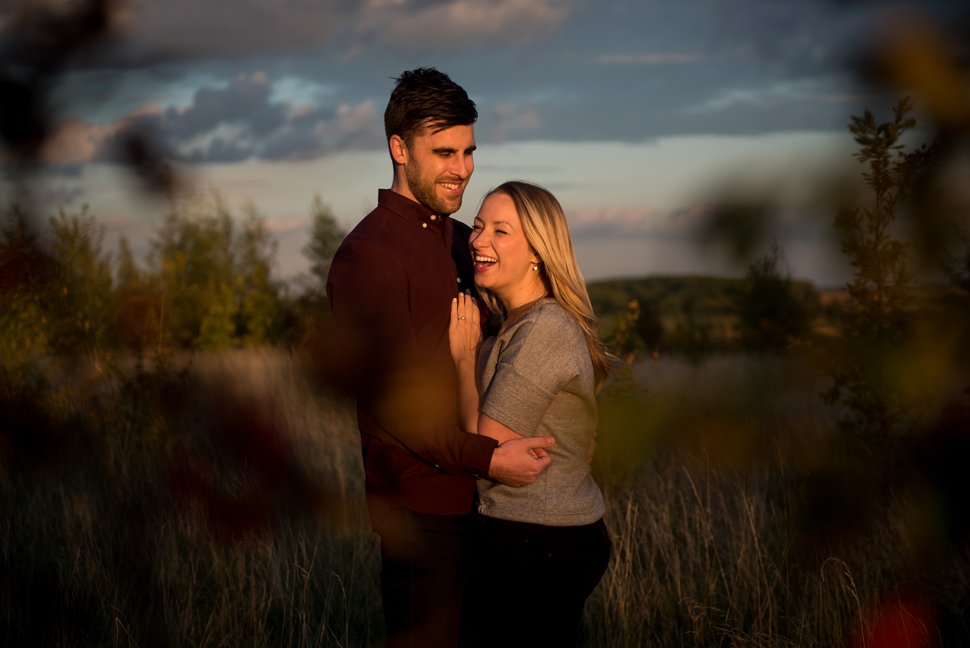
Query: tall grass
2 350 968 646
2 350 380 647
587 354 970 647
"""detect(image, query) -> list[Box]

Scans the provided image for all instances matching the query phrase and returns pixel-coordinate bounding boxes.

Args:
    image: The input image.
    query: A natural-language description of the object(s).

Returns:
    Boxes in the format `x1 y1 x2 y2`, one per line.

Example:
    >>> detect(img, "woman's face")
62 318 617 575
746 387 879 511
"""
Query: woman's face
470 192 542 310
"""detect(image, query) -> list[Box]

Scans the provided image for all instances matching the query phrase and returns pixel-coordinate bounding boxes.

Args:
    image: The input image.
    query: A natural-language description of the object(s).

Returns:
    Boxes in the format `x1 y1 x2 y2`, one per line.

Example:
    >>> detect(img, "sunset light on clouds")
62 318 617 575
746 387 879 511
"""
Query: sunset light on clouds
1 0 963 287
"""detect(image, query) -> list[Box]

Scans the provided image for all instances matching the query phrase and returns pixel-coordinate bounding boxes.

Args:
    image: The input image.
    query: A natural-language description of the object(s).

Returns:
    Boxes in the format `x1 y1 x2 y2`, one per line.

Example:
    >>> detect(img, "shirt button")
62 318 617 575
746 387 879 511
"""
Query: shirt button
430 215 437 221
457 277 462 284
421 222 428 229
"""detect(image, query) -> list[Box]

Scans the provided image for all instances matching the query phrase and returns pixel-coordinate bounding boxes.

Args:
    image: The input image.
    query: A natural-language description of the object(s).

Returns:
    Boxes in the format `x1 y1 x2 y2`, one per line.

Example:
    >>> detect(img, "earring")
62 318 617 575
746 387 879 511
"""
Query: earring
531 261 540 272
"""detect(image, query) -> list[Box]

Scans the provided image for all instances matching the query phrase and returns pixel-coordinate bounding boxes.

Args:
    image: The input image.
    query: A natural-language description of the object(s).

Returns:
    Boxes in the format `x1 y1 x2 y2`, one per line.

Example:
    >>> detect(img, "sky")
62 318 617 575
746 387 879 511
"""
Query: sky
1 0 966 288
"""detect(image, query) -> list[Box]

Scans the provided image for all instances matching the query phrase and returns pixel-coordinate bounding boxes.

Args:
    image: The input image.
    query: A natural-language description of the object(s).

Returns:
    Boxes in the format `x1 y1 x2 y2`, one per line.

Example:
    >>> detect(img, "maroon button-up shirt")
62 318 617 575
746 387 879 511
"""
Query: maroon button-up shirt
327 189 497 522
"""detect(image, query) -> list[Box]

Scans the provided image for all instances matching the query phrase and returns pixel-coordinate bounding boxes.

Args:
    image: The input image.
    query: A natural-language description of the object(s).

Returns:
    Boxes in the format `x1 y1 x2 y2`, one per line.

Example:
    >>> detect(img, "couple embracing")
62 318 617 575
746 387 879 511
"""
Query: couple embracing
327 68 612 647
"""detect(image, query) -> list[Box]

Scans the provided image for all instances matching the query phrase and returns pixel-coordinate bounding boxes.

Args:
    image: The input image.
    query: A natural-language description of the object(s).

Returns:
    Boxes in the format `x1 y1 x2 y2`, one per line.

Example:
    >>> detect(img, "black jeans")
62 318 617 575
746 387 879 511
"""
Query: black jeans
376 506 473 648
459 515 612 648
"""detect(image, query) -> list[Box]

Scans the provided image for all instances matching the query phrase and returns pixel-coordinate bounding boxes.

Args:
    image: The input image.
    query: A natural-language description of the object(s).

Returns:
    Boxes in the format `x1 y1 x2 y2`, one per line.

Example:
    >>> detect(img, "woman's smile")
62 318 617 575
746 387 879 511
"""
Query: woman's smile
470 192 545 310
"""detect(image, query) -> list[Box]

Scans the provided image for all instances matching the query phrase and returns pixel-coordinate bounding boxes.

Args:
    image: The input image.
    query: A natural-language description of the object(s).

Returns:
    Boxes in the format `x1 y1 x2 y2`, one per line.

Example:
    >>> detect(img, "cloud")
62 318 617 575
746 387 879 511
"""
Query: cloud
568 205 703 240
565 201 829 245
42 118 124 166
23 0 578 67
262 215 307 234
705 1 850 78
189 134 254 164
489 102 542 143
0 0 358 70
173 85 382 162
41 185 86 208
41 72 384 165
596 52 702 66
684 78 850 115
351 0 575 52
165 72 287 140
260 99 382 160
15 0 961 170
0 0 136 41
110 0 356 65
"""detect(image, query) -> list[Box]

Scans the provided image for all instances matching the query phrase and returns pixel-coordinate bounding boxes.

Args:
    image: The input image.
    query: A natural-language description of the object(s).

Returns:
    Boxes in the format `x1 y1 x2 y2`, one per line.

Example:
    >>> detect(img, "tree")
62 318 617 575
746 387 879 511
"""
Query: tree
117 235 141 287
670 295 715 364
151 195 238 349
1 204 116 362
147 193 285 350
0 203 52 364
604 299 644 365
47 206 114 357
835 97 936 338
114 236 163 352
824 98 936 437
735 241 813 351
634 301 664 358
235 202 283 345
303 194 345 293
602 298 664 363
286 194 347 343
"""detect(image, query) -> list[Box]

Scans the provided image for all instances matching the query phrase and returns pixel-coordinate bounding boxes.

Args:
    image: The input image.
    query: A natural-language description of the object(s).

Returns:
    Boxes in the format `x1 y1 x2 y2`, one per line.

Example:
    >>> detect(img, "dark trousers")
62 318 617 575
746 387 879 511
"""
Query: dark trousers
375 506 472 648
459 515 612 648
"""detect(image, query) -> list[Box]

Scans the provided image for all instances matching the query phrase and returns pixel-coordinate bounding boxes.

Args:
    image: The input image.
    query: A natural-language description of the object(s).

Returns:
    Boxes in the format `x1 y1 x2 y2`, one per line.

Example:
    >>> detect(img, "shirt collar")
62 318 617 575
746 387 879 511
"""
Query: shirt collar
378 188 449 233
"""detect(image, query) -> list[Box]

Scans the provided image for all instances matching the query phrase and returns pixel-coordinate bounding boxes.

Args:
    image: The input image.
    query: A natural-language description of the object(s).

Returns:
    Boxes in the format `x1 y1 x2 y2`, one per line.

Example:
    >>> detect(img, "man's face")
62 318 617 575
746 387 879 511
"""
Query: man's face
400 124 476 216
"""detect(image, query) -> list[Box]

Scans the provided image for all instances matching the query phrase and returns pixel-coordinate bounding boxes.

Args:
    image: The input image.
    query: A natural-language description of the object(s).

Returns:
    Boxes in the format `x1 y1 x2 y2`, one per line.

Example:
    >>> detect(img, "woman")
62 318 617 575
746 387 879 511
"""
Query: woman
449 180 612 647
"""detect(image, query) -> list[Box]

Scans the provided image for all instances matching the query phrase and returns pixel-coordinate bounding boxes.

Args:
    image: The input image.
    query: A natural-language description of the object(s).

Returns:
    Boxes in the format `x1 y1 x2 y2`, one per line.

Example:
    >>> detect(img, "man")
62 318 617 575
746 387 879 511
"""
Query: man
326 68 555 647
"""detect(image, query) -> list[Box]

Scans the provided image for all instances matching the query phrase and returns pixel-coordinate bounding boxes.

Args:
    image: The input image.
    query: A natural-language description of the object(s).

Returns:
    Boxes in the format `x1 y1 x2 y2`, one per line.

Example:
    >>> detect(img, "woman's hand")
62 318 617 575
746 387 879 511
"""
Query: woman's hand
449 292 481 370
450 292 482 434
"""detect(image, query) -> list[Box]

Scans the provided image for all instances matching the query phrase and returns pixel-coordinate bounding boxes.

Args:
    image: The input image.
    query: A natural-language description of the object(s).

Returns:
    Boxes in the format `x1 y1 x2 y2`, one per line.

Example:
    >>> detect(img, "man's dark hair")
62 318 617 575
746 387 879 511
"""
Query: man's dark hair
384 67 477 146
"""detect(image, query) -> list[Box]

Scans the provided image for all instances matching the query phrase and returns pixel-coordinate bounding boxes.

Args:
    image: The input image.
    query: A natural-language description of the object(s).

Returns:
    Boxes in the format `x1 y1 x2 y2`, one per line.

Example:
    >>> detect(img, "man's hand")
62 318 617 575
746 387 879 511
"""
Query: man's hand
488 436 555 487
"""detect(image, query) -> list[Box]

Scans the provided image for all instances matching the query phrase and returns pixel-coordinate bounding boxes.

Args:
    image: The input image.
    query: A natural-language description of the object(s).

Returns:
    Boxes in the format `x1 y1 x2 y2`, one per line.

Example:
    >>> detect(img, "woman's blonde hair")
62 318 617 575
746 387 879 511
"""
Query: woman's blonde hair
478 180 611 386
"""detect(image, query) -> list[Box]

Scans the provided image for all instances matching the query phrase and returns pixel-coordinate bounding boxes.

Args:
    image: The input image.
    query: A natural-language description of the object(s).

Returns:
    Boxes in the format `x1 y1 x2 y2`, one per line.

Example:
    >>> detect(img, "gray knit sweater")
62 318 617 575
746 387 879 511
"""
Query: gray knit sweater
476 298 606 526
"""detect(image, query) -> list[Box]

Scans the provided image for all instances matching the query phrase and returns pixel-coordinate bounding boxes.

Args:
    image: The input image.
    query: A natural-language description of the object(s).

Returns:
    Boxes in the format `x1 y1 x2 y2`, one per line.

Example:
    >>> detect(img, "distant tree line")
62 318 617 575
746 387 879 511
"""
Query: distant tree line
589 261 821 362
0 193 345 364
1 186 826 367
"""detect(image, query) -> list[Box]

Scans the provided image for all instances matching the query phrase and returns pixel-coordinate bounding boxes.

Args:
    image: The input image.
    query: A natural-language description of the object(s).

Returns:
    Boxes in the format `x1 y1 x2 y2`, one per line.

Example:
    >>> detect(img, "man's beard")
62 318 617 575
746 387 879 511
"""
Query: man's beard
406 165 462 216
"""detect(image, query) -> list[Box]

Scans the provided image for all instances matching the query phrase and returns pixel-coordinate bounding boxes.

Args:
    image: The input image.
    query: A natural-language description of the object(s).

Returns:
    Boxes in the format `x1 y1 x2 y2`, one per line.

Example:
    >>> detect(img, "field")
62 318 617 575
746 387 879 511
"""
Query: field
3 349 969 646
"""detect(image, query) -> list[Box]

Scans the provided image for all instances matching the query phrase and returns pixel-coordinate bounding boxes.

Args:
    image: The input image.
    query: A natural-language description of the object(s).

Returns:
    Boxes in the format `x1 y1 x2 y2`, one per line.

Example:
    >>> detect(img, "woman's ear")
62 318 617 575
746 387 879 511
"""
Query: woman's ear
389 135 408 165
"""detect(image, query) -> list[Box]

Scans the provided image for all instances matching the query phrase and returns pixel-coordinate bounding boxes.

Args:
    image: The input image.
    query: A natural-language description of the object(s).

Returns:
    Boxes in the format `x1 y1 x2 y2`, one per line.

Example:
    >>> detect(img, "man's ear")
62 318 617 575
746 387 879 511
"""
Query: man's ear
389 135 408 165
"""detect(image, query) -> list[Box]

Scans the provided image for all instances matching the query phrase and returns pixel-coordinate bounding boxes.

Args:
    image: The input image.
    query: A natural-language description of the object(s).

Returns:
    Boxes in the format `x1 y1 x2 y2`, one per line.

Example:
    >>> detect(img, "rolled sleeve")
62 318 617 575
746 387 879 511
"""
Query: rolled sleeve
480 362 555 436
